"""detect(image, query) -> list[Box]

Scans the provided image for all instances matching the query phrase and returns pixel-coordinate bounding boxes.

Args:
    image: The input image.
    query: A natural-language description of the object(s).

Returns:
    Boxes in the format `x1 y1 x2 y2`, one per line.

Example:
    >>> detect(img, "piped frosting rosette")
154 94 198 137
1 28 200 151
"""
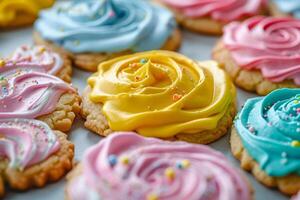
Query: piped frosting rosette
272 0 300 18
0 118 60 170
224 16 300 85
0 0 54 27
67 132 251 200
1 45 63 75
0 69 75 119
159 0 266 22
235 88 300 177
88 50 235 138
34 0 176 53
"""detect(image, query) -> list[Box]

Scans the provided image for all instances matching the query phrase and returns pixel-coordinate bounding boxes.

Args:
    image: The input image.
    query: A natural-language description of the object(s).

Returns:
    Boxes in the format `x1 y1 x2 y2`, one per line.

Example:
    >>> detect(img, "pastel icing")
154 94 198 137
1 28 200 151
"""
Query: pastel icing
223 16 300 85
272 0 300 18
0 118 60 170
292 192 300 200
235 88 300 177
0 0 54 26
1 45 63 75
34 0 176 53
88 51 235 138
67 132 251 200
0 69 75 119
159 0 266 22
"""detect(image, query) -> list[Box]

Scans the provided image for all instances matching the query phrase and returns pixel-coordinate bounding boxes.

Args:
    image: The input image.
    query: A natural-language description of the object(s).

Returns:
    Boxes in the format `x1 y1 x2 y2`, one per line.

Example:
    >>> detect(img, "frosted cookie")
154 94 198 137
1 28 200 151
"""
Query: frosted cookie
0 118 74 197
66 132 252 200
82 50 236 144
269 0 300 18
0 0 54 28
3 45 72 82
0 69 80 132
231 88 300 195
157 0 266 35
34 0 181 72
213 16 300 95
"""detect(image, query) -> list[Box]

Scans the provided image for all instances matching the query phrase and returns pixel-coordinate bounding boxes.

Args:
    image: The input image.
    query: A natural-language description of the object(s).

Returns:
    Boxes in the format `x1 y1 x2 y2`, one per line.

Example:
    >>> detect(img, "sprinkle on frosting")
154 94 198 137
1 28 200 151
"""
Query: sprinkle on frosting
34 0 176 53
67 132 251 200
0 118 60 170
88 50 235 138
159 0 266 22
235 88 300 176
224 16 300 85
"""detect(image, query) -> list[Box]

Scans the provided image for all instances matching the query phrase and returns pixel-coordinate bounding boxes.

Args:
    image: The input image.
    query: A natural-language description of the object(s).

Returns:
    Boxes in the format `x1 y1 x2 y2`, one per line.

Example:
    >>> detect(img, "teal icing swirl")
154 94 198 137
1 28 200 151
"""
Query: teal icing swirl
272 0 300 18
34 0 176 53
235 88 300 177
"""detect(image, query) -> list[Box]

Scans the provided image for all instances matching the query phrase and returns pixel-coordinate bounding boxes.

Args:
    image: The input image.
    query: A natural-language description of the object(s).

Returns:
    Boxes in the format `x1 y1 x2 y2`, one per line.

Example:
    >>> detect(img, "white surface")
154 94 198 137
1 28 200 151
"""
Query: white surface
0 27 289 200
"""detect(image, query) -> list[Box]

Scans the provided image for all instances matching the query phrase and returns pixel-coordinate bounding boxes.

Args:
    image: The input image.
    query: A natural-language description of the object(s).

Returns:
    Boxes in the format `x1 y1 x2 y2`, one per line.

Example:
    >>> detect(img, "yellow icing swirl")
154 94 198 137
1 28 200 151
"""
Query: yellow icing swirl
88 50 235 138
0 0 54 27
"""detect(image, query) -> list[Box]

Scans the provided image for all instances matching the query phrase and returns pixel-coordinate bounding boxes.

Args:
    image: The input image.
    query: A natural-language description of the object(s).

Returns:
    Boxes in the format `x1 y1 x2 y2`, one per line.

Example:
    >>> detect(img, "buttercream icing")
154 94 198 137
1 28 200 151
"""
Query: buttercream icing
67 132 251 200
235 88 300 177
159 0 266 22
224 16 300 85
88 50 235 138
34 0 176 53
0 118 59 170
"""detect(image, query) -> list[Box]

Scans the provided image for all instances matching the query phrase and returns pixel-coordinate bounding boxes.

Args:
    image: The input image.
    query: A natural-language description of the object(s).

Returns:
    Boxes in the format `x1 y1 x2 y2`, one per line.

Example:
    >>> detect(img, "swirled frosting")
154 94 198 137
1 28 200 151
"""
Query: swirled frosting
67 132 251 200
272 0 300 18
34 0 176 53
0 45 63 75
0 0 54 27
235 88 300 177
0 69 75 119
159 0 266 22
88 50 235 138
223 16 300 85
0 118 59 170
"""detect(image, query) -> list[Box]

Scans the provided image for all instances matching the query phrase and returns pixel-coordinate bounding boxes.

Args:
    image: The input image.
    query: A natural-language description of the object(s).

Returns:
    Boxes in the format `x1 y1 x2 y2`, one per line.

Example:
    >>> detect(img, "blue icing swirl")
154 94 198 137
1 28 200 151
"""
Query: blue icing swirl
34 0 176 53
235 88 300 177
272 0 300 18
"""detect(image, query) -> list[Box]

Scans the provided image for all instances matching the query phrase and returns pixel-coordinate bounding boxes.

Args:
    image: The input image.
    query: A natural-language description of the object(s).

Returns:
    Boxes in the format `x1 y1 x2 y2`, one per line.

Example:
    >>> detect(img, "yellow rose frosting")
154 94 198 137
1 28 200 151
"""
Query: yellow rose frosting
0 0 54 27
88 50 236 138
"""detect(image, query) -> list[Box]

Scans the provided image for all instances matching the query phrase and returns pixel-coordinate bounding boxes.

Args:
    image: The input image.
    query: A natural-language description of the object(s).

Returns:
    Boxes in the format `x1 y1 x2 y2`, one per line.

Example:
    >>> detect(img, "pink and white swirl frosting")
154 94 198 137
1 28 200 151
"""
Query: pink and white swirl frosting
0 45 63 75
223 16 300 85
0 69 75 119
0 118 60 170
67 132 251 200
159 0 266 22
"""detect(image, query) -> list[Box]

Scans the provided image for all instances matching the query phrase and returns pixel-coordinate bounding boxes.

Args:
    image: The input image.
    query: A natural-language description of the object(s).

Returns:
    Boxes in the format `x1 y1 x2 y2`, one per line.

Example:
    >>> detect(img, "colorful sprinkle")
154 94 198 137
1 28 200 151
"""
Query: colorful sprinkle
108 154 117 167
140 58 148 64
291 140 300 147
172 93 182 101
147 193 159 200
164 167 175 181
120 156 130 165
0 60 5 67
181 159 190 168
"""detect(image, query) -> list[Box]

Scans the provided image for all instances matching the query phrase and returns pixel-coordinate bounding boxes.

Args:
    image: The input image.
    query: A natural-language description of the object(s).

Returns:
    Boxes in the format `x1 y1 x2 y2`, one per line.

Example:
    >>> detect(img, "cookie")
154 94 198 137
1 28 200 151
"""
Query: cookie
0 0 54 28
0 118 74 197
82 50 236 144
0 68 80 132
213 16 300 96
4 45 72 82
66 132 252 200
231 88 300 195
157 0 266 35
34 0 181 72
269 0 300 18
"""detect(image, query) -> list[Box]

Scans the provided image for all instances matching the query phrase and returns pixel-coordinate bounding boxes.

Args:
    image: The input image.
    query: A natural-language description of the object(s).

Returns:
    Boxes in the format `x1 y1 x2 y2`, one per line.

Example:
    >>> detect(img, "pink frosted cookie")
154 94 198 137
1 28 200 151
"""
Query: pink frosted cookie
213 16 300 95
0 118 74 197
0 68 80 132
2 45 72 82
66 132 252 200
158 0 266 35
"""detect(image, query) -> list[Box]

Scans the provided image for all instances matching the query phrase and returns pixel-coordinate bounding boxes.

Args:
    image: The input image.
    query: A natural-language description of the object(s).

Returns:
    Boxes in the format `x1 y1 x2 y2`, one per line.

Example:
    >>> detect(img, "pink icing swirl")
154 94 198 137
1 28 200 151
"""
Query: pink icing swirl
68 132 251 200
160 0 266 22
0 118 60 170
0 69 75 119
223 16 300 85
292 192 300 200
0 45 63 75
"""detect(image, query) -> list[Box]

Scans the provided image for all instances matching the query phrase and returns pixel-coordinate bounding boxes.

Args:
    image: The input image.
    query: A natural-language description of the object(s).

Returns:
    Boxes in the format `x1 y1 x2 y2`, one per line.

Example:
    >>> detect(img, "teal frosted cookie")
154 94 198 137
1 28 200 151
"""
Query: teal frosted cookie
33 0 181 71
231 88 300 195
